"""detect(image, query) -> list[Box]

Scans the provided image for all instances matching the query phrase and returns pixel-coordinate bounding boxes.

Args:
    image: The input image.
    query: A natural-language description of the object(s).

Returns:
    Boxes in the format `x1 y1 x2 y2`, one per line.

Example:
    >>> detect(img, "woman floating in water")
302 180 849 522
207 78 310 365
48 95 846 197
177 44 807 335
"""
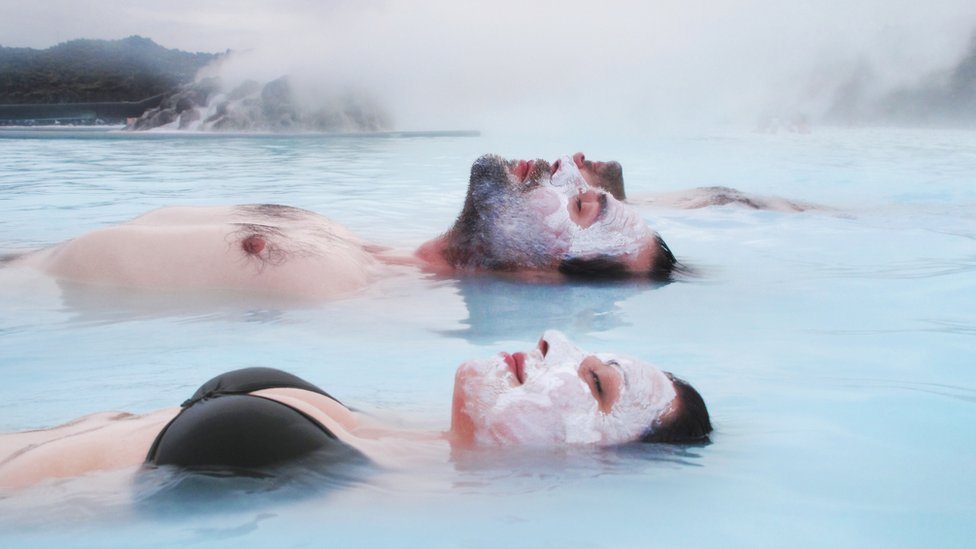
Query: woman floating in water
0 331 711 490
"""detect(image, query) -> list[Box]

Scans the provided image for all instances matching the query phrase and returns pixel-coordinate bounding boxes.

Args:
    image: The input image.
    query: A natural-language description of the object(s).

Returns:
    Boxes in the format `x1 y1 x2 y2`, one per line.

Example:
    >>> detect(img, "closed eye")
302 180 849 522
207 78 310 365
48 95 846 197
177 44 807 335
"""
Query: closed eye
568 191 606 229
579 356 623 414
590 371 603 397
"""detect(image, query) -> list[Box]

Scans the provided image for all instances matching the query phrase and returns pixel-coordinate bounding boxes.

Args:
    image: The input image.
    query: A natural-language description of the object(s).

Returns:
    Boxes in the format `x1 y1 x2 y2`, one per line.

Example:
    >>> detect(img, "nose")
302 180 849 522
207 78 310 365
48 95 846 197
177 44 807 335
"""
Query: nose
573 152 586 169
538 329 577 359
537 336 550 357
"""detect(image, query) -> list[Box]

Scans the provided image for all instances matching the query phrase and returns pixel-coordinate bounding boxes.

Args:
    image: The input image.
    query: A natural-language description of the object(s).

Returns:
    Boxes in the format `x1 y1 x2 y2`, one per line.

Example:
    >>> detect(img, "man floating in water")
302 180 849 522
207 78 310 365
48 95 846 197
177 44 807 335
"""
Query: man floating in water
4 153 681 299
4 150 815 299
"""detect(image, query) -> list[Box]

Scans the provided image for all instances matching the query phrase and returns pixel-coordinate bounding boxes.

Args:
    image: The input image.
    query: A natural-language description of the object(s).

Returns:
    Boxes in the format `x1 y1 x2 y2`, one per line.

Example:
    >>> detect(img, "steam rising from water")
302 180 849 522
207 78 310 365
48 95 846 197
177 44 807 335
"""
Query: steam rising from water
6 0 976 133
196 1 976 134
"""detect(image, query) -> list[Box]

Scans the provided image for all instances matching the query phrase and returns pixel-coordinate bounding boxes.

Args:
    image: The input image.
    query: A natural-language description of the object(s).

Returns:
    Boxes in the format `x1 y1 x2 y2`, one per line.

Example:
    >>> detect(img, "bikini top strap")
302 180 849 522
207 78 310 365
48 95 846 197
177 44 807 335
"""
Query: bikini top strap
181 367 341 408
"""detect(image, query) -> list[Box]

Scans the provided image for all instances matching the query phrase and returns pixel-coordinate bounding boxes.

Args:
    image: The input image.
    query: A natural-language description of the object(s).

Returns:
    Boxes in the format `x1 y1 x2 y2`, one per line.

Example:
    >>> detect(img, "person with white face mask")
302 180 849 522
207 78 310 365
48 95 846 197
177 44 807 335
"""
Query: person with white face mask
450 330 710 446
0 331 711 490
6 153 680 300
417 153 679 281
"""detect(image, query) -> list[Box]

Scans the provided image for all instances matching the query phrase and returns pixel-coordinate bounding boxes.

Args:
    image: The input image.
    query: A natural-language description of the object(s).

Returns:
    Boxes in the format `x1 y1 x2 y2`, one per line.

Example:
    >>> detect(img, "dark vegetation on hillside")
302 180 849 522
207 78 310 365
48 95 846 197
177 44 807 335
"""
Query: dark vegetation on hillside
0 36 217 104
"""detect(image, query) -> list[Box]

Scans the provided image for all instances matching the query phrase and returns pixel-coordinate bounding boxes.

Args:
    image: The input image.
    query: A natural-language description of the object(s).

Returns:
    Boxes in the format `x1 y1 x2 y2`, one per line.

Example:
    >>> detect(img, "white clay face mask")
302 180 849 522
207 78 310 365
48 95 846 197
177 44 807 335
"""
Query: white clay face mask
484 334 599 445
544 156 655 259
456 330 676 446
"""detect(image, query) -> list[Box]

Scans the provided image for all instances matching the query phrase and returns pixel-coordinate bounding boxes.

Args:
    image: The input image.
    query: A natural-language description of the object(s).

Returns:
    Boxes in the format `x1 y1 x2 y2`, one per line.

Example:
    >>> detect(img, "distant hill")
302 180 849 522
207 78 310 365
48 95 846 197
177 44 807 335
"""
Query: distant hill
824 33 976 126
0 36 218 104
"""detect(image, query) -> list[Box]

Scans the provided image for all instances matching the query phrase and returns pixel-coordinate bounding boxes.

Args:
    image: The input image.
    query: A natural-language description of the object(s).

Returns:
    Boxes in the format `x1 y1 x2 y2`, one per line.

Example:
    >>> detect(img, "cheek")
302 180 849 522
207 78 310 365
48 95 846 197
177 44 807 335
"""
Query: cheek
478 378 605 446
452 360 509 423
527 189 561 216
530 192 576 251
477 193 573 269
568 213 653 258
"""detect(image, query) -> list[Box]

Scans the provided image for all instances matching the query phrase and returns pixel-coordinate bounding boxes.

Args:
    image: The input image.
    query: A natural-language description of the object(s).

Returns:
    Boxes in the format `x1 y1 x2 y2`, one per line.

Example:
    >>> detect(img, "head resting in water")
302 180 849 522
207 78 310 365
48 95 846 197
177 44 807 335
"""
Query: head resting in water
451 330 711 446
439 153 679 282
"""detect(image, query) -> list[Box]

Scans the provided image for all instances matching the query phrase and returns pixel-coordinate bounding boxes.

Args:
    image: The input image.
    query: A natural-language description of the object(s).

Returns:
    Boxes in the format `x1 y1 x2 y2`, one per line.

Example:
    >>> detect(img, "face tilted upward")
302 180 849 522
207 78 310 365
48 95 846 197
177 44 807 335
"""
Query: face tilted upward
450 330 680 446
443 154 665 276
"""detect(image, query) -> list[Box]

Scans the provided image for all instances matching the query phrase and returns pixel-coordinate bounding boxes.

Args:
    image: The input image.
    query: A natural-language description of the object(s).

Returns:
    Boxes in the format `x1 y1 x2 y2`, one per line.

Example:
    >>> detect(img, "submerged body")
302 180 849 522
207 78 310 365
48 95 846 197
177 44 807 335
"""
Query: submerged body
639 186 819 212
10 204 384 299
2 151 812 298
0 372 406 490
0 331 710 491
4 152 681 298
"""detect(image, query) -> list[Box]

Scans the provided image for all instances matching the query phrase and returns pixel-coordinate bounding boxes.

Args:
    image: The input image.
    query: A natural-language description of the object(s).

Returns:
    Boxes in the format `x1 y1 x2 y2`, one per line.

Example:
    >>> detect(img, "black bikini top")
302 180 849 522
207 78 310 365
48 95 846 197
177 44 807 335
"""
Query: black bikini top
146 367 357 471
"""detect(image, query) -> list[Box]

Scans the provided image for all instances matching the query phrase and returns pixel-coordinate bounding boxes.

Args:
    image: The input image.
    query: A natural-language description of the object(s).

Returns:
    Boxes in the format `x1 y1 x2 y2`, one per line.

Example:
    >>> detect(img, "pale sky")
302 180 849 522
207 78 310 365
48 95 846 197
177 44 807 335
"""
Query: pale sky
3 0 975 132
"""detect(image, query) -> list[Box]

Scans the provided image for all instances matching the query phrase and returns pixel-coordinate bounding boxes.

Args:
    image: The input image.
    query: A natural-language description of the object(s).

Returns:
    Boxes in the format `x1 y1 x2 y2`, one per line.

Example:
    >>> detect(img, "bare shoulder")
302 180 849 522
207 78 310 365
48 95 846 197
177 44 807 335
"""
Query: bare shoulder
0 408 178 490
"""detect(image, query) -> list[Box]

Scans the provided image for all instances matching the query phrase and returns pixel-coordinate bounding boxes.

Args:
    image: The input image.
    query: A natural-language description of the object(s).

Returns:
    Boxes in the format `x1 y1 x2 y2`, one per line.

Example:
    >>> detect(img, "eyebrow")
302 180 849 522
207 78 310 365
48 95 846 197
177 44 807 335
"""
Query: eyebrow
597 193 608 220
606 359 629 388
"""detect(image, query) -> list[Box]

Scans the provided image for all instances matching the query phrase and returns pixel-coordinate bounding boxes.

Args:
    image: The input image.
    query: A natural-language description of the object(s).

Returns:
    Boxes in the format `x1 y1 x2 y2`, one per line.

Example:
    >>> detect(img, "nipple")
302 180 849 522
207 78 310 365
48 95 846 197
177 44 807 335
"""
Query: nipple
242 234 266 255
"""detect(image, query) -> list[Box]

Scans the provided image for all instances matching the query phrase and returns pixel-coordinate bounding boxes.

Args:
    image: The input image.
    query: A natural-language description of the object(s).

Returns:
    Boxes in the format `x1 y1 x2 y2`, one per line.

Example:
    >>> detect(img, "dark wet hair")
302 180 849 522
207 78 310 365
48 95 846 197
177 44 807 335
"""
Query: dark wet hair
639 373 712 444
442 155 522 270
557 234 681 283
648 235 678 282
558 255 631 279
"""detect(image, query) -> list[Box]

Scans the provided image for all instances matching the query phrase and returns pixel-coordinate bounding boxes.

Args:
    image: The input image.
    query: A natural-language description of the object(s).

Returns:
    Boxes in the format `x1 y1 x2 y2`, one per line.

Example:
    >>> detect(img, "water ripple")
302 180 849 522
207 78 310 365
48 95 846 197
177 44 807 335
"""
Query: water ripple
809 317 976 337
823 377 976 404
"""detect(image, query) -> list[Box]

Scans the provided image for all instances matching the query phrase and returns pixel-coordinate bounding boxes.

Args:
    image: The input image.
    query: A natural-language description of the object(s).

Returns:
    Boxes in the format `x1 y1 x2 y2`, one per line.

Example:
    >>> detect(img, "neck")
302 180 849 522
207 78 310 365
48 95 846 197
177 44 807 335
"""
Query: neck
361 235 456 274
411 236 455 273
340 424 480 469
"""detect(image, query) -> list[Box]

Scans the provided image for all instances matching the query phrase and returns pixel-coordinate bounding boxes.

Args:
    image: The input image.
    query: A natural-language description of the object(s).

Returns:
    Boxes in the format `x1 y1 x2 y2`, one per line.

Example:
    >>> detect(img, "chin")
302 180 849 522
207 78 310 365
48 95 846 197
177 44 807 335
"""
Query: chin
449 387 476 444
450 358 510 440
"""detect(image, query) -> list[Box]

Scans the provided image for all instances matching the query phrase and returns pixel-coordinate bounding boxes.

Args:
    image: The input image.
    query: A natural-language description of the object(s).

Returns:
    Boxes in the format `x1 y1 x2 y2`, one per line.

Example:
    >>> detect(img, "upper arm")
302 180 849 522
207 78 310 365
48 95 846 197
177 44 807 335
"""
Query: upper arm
0 409 176 490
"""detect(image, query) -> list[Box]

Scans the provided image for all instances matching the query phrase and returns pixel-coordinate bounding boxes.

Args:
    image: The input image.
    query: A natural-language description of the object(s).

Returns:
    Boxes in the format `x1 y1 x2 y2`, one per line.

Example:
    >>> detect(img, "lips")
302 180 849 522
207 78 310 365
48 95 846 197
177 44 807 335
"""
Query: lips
500 352 527 384
513 159 533 182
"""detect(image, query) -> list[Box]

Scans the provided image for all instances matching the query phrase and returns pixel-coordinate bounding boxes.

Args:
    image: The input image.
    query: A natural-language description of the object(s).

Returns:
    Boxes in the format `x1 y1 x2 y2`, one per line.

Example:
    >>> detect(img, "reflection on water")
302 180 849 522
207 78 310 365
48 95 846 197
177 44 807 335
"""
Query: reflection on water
448 441 709 489
442 277 659 344
1 129 975 547
54 280 308 327
133 451 375 520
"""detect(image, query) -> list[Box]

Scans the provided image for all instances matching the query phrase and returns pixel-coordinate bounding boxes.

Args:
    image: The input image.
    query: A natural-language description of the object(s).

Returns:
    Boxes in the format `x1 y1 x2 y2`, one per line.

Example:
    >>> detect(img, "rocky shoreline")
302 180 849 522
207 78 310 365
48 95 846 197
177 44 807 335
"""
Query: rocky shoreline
1 35 391 132
127 76 390 132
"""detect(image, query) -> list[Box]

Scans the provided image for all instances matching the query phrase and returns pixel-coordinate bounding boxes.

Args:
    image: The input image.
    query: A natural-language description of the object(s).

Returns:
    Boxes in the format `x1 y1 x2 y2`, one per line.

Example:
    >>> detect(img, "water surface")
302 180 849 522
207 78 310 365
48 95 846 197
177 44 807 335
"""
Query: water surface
0 127 974 547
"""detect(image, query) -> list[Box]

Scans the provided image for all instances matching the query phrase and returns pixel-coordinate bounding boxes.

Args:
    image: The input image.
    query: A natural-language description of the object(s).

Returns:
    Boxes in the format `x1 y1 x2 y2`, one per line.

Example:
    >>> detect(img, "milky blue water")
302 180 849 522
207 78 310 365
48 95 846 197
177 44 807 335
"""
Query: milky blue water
0 127 974 547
